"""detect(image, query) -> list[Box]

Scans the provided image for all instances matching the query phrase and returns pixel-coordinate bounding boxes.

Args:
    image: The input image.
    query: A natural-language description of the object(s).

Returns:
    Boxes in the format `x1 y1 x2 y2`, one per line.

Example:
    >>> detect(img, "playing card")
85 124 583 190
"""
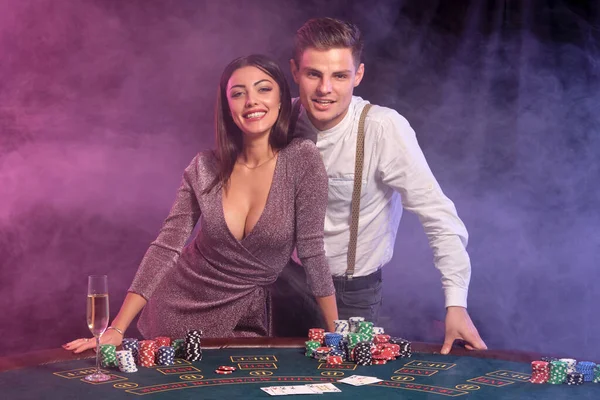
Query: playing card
338 375 383 386
260 385 323 395
305 383 341 393
260 387 284 396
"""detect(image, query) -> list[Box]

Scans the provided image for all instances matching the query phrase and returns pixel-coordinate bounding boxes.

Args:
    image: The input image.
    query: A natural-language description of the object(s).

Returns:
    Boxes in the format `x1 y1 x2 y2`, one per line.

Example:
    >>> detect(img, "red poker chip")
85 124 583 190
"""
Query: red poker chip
215 369 233 374
218 366 236 371
372 359 387 365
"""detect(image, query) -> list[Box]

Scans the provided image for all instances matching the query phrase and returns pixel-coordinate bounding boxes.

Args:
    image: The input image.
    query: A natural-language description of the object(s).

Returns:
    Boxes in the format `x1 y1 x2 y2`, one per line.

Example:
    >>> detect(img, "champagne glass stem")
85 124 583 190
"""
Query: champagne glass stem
95 335 101 375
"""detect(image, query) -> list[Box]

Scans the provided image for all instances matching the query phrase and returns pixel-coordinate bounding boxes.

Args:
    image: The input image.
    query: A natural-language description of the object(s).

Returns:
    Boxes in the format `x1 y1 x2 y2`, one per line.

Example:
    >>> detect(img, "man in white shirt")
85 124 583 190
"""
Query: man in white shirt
287 17 487 355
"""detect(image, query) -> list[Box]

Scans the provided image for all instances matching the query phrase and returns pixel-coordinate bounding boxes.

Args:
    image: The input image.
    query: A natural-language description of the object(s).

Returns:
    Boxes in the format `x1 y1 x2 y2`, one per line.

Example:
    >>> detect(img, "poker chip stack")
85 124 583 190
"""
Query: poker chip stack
372 327 385 335
339 338 351 362
548 360 568 384
116 349 138 373
334 320 350 336
345 333 363 362
385 343 400 359
215 365 236 375
346 333 362 348
313 347 331 361
305 340 321 357
371 357 388 365
593 365 600 383
352 342 373 366
387 343 401 358
371 334 391 365
305 324 412 368
139 340 158 367
374 334 390 344
122 338 139 364
576 361 596 382
357 321 374 341
324 333 344 352
326 354 344 365
348 317 364 333
566 372 584 385
171 339 185 359
185 330 203 362
157 346 176 366
100 344 118 368
327 346 346 359
308 328 325 345
389 337 412 358
155 336 171 347
530 361 550 384
372 343 395 365
559 358 577 374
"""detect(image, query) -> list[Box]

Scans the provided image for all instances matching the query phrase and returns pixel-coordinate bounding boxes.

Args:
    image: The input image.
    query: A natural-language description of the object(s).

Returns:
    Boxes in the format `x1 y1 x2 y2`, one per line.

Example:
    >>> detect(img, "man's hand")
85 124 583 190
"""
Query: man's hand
440 306 487 355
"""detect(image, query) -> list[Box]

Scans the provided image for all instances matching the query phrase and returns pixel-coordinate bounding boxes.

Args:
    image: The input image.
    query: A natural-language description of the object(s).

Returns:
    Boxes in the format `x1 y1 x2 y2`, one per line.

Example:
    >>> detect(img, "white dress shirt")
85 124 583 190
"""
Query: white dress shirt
294 96 471 308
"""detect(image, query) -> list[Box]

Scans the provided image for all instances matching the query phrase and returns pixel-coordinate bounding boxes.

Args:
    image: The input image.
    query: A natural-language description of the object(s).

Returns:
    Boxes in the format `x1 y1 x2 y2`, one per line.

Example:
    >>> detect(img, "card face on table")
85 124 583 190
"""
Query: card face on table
260 385 323 395
338 375 383 386
305 383 341 393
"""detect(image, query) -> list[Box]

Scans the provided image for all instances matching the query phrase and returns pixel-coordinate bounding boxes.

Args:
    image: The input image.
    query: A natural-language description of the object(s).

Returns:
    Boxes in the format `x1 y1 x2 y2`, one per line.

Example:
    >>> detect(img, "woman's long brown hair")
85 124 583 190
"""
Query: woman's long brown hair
204 54 292 194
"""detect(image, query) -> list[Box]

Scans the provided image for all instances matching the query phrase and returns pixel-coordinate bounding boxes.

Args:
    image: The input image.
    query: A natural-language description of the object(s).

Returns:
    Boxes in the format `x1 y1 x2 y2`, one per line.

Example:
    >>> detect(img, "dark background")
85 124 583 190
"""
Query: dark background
1 0 598 359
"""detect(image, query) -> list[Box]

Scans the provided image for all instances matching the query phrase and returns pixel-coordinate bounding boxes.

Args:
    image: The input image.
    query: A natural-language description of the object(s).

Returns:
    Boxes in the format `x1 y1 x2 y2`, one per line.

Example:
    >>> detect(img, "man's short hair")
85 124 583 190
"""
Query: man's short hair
294 17 363 67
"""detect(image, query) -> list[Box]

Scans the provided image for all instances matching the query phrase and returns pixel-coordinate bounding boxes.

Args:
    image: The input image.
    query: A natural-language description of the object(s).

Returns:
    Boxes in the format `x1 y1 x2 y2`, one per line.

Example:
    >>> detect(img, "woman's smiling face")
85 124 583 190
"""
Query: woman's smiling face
227 66 281 137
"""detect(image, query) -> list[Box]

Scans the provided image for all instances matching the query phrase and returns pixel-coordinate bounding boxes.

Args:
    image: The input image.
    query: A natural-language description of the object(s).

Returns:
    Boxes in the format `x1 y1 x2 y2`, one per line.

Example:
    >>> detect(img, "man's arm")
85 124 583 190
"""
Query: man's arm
375 111 470 308
374 110 486 353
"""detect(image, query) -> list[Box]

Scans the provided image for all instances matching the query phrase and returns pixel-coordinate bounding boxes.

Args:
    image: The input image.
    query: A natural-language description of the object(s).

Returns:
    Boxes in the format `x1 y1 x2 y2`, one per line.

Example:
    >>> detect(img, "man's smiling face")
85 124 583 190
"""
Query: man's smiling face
291 47 364 131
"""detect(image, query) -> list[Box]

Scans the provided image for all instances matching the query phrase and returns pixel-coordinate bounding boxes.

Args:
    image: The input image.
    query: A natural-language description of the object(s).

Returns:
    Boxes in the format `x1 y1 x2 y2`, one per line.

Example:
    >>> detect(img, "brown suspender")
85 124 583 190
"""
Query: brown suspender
346 104 373 279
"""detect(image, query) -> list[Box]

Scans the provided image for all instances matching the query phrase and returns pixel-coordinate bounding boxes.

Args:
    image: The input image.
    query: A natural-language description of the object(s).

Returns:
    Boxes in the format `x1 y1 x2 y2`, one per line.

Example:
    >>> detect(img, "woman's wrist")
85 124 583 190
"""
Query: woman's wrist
107 326 124 336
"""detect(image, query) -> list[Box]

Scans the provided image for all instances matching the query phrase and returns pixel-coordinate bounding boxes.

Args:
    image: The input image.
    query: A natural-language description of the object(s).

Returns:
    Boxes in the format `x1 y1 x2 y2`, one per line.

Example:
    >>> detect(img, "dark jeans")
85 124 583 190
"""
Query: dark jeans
270 261 383 336
333 269 383 324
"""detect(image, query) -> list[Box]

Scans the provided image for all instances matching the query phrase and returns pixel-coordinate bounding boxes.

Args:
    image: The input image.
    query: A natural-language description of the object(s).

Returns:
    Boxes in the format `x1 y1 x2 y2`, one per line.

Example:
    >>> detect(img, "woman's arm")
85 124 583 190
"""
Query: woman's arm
109 292 147 334
293 140 338 329
315 294 338 332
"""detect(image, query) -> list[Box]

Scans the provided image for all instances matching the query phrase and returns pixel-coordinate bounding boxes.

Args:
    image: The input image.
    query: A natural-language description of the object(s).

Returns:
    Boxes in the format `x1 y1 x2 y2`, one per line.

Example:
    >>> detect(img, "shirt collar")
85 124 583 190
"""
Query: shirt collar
300 97 358 141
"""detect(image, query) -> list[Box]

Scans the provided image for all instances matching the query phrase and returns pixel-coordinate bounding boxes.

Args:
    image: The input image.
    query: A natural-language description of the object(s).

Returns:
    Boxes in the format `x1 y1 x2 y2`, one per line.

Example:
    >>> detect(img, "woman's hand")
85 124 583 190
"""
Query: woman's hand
63 329 123 354
63 292 147 353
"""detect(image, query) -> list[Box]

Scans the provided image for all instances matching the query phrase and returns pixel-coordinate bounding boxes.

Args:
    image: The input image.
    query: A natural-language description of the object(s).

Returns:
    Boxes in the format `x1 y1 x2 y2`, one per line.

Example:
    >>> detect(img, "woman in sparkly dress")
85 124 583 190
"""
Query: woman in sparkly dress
65 54 337 352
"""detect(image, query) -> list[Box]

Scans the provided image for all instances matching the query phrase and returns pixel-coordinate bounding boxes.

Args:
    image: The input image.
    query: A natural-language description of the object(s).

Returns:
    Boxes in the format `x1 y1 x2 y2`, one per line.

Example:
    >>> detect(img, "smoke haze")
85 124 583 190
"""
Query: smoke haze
1 0 598 360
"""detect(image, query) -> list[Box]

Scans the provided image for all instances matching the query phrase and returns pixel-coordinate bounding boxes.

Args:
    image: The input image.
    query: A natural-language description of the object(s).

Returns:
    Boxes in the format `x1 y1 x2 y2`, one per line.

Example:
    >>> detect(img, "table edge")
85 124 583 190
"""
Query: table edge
0 337 542 372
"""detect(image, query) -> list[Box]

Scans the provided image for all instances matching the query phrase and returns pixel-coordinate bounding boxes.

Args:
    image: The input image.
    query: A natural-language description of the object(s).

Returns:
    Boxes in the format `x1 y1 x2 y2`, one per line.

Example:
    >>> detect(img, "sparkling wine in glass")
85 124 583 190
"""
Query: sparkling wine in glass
84 275 111 382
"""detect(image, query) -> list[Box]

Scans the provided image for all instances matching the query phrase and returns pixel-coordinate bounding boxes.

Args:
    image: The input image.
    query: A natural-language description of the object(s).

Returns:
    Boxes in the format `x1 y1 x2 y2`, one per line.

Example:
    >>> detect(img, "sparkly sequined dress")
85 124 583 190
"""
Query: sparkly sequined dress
129 139 334 338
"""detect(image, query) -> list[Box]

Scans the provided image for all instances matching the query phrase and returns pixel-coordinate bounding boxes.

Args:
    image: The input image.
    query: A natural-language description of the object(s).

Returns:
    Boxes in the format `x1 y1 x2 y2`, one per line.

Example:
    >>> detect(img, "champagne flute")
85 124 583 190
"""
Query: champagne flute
84 275 111 382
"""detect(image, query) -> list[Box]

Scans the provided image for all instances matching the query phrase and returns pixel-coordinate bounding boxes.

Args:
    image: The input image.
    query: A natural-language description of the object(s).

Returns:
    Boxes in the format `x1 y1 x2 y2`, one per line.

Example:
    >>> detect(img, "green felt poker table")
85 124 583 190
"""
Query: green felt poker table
0 338 597 399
